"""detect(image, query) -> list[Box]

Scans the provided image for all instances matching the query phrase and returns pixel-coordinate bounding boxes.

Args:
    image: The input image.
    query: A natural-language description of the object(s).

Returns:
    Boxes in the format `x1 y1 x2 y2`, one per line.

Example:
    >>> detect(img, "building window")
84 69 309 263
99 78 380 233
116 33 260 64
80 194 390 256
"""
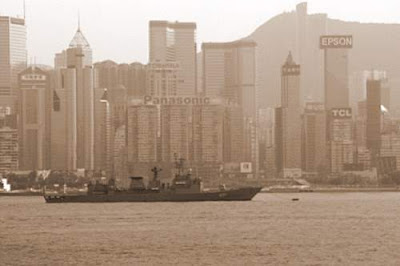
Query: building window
53 91 60 112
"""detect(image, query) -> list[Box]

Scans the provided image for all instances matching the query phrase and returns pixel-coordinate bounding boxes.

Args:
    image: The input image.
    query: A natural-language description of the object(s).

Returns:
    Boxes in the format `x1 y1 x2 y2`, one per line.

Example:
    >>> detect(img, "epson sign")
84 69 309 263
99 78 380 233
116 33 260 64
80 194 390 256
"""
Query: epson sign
331 108 352 119
320 35 353 49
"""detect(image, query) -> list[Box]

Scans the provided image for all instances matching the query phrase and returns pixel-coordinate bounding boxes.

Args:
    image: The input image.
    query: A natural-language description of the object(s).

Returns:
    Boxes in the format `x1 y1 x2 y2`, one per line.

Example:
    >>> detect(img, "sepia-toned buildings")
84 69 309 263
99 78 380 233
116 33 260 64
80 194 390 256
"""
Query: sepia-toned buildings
275 52 302 178
0 16 27 112
51 26 94 170
202 40 258 177
302 102 327 175
320 35 352 110
0 107 18 172
18 66 52 170
149 21 197 96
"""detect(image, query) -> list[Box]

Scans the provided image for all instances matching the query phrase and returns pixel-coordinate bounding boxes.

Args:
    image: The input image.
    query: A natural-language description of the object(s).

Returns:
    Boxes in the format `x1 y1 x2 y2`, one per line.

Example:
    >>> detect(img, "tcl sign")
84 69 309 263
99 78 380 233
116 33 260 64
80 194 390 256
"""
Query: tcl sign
331 108 352 119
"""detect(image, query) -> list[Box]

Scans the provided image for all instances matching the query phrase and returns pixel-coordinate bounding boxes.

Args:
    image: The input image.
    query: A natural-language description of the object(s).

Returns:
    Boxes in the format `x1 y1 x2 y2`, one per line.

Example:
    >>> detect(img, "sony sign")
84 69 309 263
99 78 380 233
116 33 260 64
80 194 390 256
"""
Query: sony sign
331 108 352 119
320 35 353 49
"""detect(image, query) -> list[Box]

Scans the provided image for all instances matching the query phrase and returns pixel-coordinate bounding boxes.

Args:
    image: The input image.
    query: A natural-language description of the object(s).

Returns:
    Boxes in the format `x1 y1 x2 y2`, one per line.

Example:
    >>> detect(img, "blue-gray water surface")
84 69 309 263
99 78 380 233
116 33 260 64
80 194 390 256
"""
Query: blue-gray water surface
1 193 400 265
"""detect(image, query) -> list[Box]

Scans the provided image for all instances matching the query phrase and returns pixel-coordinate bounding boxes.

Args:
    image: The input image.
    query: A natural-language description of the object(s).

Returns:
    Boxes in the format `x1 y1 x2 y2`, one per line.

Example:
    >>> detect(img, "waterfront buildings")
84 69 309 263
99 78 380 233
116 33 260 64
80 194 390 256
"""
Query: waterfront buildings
127 103 158 177
149 21 196 96
94 60 146 97
329 108 354 173
275 53 302 178
202 40 258 177
0 16 27 112
51 26 94 170
302 102 327 174
320 35 352 110
366 78 382 166
18 66 52 170
0 108 18 172
0 127 18 172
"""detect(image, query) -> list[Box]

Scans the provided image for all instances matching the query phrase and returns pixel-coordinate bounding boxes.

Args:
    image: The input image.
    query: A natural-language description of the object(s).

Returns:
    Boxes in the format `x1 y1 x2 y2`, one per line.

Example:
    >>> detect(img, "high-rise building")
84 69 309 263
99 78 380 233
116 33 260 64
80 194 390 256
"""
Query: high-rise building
258 108 275 176
127 103 158 177
380 134 400 171
0 16 27 111
149 21 196 96
366 78 383 165
146 62 179 96
51 26 94 170
350 70 390 116
160 104 192 162
275 53 302 178
303 102 327 174
355 100 367 148
329 108 354 173
94 61 147 98
18 66 52 170
0 127 18 172
0 107 18 172
320 35 353 110
202 40 258 175
113 125 128 186
94 88 110 172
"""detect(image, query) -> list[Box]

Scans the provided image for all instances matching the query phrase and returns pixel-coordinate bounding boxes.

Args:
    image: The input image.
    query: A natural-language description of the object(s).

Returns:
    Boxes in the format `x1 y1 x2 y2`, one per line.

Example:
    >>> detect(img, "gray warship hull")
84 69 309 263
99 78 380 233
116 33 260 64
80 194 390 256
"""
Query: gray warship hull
44 187 262 203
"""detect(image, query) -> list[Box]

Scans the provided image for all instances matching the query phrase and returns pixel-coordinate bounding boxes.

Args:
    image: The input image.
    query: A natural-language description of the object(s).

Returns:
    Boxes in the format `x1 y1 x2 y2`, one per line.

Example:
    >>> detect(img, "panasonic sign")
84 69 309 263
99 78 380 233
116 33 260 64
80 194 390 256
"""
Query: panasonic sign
144 95 211 105
320 35 353 49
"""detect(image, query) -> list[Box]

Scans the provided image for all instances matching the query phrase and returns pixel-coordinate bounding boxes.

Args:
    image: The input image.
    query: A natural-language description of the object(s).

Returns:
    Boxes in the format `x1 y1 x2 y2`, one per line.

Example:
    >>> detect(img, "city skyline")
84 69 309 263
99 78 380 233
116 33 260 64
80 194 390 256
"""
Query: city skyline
2 0 400 66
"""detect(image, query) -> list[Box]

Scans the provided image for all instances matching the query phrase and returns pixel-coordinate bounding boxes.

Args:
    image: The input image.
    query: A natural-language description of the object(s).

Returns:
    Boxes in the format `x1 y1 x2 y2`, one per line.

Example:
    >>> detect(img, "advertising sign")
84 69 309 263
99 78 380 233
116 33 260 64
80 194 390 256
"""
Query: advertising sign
305 103 325 113
320 35 353 49
240 162 252 174
144 95 211 105
331 108 352 119
283 168 302 178
148 62 180 70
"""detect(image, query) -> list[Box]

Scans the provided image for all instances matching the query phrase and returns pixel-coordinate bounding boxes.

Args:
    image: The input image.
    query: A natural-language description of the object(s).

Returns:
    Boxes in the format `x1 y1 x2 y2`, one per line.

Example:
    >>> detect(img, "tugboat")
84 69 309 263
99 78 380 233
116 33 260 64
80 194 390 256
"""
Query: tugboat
44 159 262 203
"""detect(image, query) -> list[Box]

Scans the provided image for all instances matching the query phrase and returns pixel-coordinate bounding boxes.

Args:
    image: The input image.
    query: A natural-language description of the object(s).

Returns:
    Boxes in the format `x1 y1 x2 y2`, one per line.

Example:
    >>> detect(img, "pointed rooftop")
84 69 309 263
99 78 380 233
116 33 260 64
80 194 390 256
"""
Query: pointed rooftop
69 27 90 49
282 51 300 76
285 51 295 65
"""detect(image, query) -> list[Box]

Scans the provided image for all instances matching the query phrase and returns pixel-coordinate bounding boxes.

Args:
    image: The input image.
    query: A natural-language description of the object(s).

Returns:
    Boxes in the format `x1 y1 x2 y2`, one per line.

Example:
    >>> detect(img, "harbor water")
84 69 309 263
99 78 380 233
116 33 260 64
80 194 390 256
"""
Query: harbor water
1 192 400 265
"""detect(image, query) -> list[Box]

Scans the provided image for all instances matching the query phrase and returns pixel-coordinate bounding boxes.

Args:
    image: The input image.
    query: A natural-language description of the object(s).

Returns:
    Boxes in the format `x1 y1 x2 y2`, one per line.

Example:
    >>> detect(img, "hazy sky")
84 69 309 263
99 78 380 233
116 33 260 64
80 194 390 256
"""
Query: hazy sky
2 0 400 66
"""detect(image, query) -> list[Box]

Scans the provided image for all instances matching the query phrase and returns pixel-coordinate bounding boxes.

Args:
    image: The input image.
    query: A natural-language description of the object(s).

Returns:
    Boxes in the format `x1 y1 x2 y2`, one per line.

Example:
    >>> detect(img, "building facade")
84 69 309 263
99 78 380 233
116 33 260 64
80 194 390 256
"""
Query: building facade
18 66 52 170
275 53 302 178
202 40 258 176
329 108 354 173
51 27 94 170
0 16 27 112
320 35 352 110
303 102 327 174
149 21 196 96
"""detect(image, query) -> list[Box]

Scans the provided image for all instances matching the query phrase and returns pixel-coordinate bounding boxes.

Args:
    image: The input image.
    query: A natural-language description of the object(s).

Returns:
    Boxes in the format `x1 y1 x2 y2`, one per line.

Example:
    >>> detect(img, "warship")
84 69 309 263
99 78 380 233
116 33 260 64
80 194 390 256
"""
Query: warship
44 159 261 203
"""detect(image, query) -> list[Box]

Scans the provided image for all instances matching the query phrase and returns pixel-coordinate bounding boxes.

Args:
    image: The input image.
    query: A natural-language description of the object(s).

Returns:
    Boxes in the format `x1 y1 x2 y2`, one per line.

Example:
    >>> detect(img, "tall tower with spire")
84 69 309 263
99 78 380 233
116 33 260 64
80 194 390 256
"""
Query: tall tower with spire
275 52 302 178
51 24 94 170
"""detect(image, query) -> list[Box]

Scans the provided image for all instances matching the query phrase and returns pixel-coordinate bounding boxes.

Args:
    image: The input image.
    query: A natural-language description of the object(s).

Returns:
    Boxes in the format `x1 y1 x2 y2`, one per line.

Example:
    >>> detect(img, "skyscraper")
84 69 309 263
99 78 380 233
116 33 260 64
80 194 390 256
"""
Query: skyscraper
0 107 18 172
149 21 196 96
275 52 302 178
320 35 353 110
366 78 382 165
18 66 52 170
127 103 158 177
51 26 94 170
0 16 27 112
303 102 327 174
202 40 258 175
329 108 354 173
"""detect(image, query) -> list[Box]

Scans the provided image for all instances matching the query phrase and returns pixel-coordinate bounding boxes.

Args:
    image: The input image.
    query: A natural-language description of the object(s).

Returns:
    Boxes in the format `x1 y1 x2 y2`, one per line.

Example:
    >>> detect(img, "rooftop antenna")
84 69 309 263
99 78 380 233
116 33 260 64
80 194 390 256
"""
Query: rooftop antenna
78 10 80 31
23 0 26 20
